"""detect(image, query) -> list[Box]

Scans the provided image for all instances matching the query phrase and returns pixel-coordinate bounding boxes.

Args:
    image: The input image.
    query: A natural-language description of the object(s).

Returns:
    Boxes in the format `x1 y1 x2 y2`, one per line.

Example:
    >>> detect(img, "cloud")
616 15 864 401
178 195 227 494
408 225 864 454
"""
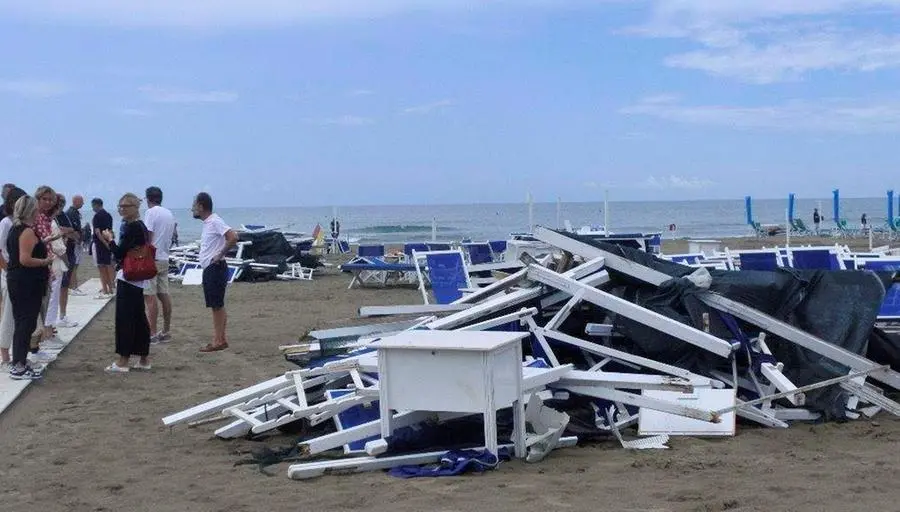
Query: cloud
0 0 613 29
308 115 375 126
629 1 900 83
401 99 454 115
665 30 900 84
642 175 714 190
348 89 374 97
138 85 238 104
0 80 68 98
621 95 900 133
116 108 154 117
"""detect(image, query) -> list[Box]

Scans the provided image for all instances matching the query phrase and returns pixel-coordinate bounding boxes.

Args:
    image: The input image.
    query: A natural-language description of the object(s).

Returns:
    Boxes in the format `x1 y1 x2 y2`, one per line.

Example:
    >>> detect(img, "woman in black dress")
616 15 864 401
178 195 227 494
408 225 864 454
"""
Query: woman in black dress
101 193 152 373
7 195 54 380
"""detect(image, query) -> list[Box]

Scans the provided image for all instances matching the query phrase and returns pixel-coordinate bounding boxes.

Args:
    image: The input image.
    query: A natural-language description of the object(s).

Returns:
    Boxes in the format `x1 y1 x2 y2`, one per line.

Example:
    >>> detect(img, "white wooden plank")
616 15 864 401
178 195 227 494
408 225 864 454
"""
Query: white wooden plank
561 385 721 423
639 389 736 436
163 376 290 426
359 304 471 317
557 370 702 392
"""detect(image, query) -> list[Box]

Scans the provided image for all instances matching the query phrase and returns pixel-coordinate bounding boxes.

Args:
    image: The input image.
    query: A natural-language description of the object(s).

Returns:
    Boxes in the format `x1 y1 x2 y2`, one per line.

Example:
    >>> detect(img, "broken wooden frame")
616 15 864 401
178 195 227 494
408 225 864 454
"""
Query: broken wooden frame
532 226 900 392
526 263 737 358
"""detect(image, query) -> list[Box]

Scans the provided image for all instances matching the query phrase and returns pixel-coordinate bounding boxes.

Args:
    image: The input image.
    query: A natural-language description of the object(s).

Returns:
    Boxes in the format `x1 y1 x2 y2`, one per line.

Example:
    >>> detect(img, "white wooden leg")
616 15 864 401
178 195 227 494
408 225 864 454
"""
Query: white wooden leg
513 398 526 458
483 409 498 456
483 353 498 455
378 360 392 439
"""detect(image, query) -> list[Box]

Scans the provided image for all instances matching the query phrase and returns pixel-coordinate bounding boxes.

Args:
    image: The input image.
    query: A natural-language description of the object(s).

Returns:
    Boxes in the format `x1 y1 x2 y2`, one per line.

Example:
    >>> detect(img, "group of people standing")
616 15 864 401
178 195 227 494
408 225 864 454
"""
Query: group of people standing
0 184 87 379
1 184 237 380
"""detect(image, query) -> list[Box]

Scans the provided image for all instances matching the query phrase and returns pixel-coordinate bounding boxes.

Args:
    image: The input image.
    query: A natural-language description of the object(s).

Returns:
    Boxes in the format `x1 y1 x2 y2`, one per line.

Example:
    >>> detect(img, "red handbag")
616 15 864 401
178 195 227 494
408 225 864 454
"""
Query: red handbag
123 243 158 281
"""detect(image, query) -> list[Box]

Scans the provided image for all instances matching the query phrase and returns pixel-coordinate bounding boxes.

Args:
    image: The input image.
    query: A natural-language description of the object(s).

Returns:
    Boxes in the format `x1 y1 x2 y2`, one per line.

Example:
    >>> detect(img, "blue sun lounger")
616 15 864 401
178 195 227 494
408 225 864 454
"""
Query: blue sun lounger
861 259 900 319
412 250 472 304
342 259 419 289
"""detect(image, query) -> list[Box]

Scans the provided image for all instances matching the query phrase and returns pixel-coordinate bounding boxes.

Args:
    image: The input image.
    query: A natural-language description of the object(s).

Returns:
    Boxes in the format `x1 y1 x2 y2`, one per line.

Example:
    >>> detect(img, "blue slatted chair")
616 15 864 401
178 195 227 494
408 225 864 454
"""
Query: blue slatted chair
790 249 842 270
358 244 385 259
738 251 780 271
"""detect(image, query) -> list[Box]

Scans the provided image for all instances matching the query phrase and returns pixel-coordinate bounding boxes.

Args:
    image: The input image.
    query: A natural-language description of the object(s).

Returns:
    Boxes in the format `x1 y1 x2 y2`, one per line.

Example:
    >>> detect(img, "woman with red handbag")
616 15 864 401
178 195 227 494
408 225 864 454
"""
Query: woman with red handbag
101 193 154 373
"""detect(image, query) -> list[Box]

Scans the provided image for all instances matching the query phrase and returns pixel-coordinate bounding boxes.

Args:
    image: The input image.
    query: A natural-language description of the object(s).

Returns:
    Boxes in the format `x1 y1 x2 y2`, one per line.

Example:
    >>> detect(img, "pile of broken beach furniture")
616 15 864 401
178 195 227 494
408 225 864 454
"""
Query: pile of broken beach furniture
162 227 900 480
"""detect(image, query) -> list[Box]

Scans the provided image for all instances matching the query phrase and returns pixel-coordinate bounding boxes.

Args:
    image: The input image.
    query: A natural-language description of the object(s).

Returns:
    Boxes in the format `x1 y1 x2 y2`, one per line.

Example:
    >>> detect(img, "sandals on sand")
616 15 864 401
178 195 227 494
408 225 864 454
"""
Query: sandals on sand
199 343 228 353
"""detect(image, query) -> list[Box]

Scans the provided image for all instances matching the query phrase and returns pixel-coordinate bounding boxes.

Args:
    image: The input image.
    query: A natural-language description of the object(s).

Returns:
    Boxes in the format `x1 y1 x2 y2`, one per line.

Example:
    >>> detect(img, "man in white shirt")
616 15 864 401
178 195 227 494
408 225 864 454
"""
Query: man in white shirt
143 186 176 343
192 192 237 352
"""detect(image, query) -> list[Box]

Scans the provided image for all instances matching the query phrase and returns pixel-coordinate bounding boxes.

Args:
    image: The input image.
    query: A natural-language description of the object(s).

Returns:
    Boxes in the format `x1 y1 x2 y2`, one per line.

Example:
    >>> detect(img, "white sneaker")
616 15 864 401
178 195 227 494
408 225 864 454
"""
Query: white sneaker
104 362 129 373
56 317 79 329
28 351 57 364
0 361 11 372
69 288 86 296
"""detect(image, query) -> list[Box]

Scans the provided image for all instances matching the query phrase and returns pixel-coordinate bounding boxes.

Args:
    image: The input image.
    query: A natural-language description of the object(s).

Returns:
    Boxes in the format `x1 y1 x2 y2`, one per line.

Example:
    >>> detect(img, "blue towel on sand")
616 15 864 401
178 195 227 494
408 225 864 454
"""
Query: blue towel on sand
388 448 510 478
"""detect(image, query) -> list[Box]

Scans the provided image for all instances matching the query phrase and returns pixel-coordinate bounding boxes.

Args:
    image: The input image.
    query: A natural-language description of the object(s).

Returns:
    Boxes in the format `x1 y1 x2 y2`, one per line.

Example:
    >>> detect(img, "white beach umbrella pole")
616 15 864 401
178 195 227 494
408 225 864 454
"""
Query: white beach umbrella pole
785 208 790 248
604 189 609 234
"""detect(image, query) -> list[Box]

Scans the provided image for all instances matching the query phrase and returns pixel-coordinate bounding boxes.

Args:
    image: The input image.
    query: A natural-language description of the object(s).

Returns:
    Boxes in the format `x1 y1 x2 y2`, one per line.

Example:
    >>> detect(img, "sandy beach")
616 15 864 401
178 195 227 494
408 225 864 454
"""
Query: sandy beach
1 237 898 512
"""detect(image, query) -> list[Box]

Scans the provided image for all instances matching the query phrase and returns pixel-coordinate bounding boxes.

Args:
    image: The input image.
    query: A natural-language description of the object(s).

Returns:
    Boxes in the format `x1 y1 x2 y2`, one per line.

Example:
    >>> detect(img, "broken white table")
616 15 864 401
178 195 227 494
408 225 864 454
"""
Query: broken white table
370 330 528 458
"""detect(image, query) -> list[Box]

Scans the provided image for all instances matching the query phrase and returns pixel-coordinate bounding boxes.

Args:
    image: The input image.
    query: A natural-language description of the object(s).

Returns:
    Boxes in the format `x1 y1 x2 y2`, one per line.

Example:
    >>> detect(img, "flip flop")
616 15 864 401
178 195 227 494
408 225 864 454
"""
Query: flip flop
199 343 228 353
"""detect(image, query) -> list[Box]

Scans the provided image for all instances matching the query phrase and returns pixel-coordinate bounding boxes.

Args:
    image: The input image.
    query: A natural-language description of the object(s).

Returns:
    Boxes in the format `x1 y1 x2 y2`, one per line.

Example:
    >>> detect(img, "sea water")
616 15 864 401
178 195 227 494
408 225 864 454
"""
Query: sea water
111 197 891 244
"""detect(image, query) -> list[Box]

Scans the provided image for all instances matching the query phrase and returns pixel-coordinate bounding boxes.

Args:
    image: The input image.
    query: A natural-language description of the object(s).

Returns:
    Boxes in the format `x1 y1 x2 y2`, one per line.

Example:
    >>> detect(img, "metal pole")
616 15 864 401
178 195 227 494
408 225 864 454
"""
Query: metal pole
556 197 561 230
869 219 874 252
528 192 534 233
604 189 609 235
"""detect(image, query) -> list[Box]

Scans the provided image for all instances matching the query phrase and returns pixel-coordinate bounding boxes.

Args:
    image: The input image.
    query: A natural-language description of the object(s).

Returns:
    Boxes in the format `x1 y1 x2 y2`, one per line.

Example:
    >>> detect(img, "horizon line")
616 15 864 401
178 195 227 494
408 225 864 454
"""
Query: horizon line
164 195 897 210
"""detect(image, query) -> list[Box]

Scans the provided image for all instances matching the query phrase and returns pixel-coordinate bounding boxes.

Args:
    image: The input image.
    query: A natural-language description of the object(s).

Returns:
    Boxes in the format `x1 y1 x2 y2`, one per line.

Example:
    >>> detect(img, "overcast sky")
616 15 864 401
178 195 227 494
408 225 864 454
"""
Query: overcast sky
2 1 900 208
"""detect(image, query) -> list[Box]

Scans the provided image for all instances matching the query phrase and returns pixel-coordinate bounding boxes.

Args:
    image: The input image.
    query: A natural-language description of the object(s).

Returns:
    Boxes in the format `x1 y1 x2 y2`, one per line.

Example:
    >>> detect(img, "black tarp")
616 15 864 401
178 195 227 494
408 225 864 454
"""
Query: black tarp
236 231 295 259
551 229 900 419
234 231 323 281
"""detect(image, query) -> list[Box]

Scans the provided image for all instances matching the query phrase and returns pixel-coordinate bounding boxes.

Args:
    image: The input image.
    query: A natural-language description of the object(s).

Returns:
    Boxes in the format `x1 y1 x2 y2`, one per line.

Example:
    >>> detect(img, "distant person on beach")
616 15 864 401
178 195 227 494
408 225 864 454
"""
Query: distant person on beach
330 218 340 239
813 208 821 235
330 218 341 253
861 213 868 230
101 193 152 373
65 195 85 297
54 194 79 327
192 192 237 353
143 186 175 344
82 223 92 253
91 198 115 297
